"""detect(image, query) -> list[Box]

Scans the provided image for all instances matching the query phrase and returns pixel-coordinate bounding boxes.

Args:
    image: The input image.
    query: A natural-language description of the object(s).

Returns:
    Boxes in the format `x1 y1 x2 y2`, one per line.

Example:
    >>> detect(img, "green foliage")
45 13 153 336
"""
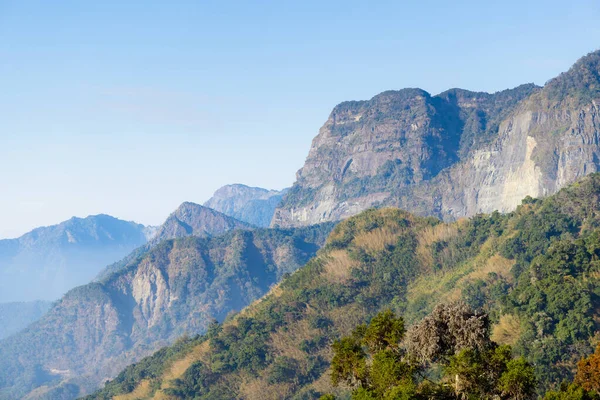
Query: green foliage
545 383 600 400
331 337 368 387
328 308 536 400
81 335 206 400
362 310 405 353
163 361 216 398
86 174 600 399
330 310 414 400
498 357 538 400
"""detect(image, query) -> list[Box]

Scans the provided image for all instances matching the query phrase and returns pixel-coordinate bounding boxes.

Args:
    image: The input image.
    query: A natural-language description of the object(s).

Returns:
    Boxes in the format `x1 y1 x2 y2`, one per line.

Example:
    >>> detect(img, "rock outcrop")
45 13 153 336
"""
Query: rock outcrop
273 51 600 227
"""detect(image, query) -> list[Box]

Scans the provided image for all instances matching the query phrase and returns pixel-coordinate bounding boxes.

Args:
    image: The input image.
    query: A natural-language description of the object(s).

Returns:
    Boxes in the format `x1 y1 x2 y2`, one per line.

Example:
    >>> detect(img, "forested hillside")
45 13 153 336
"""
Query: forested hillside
0 224 333 400
88 173 600 399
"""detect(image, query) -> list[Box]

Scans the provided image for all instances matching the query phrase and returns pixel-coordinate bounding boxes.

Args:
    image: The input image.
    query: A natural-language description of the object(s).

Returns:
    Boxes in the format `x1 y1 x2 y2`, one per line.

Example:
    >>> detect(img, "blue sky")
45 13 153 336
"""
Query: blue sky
0 0 599 238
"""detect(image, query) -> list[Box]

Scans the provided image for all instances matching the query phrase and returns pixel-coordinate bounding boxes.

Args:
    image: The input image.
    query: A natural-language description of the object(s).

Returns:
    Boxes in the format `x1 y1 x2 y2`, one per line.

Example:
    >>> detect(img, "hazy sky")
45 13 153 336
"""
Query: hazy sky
1 0 599 238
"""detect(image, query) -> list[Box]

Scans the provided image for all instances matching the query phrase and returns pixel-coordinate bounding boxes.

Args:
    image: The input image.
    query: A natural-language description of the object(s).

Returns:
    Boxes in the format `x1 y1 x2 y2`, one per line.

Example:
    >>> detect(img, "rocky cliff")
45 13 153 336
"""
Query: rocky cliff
272 51 600 227
0 224 333 400
204 184 288 227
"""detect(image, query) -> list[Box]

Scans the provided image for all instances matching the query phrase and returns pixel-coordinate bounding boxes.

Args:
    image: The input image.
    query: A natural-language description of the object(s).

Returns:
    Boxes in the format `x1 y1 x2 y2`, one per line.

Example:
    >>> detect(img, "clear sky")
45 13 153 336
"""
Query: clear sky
1 0 599 238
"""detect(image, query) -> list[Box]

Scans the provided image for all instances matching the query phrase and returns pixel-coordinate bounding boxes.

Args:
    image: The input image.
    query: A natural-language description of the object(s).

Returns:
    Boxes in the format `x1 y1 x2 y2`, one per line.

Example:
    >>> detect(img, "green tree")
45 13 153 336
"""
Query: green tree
329 310 414 399
498 357 537 400
327 305 537 400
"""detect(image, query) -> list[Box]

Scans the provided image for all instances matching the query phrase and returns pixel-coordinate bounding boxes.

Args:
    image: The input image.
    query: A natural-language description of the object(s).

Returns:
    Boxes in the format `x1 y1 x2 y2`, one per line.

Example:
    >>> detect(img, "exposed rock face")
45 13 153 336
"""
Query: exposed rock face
273 51 600 227
0 214 150 302
0 224 333 399
204 184 288 227
431 99 600 218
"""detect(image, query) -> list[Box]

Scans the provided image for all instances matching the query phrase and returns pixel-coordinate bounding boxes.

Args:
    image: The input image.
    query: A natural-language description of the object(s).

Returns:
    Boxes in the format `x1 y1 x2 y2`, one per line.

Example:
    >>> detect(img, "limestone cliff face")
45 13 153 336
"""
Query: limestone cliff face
0 224 333 399
431 96 600 219
273 51 600 227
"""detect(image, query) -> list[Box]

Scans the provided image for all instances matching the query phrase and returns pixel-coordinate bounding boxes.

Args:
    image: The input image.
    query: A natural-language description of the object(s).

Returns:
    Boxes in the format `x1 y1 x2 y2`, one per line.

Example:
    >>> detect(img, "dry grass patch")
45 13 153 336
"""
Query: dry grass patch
353 226 401 254
270 319 319 361
239 378 294 400
310 369 348 398
492 314 521 345
407 237 501 306
114 379 152 400
468 254 514 283
155 341 210 395
238 283 284 318
329 303 368 337
416 223 459 268
323 250 357 283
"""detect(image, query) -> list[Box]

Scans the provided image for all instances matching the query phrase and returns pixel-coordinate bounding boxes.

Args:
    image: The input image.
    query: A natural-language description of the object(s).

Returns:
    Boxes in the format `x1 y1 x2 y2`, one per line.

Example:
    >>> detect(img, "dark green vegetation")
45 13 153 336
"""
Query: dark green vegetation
0 223 333 400
325 307 536 399
0 300 52 340
85 173 600 400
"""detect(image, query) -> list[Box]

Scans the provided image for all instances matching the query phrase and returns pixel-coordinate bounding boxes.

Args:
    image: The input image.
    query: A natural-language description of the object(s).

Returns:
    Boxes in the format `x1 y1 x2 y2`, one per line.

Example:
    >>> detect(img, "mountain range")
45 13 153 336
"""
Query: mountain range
0 222 332 399
0 214 154 303
1 49 600 400
0 193 277 339
88 173 600 399
0 301 52 340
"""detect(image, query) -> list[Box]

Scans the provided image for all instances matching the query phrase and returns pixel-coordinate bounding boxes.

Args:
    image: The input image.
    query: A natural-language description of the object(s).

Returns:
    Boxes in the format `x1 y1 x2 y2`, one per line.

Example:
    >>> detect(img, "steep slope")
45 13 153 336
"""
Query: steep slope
92 173 600 400
151 202 253 244
273 50 600 227
204 184 288 227
0 214 151 302
0 301 52 340
429 50 600 219
0 224 333 400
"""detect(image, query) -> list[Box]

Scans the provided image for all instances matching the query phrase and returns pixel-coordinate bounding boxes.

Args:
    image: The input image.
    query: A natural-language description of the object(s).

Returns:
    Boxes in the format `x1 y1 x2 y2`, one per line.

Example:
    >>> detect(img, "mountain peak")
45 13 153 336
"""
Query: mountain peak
0 215 149 302
204 184 288 227
543 49 600 103
151 201 252 243
273 50 600 228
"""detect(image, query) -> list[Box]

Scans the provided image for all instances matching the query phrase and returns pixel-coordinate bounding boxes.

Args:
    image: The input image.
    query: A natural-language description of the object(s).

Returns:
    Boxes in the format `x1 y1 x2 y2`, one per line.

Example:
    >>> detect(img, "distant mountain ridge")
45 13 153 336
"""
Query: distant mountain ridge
0 301 52 340
151 201 253 244
0 214 151 302
272 50 600 227
204 184 288 227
